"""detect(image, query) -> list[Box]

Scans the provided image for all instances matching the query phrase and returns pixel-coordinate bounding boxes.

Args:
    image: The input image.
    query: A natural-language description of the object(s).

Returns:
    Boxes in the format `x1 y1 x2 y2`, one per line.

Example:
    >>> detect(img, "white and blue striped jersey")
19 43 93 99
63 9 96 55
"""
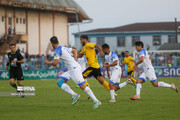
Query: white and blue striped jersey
139 48 153 69
54 45 79 70
105 51 120 71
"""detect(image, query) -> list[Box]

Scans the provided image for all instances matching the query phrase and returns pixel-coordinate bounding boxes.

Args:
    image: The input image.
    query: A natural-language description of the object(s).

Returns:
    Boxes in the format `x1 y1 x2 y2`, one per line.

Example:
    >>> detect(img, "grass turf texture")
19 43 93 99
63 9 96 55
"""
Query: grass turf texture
0 78 180 120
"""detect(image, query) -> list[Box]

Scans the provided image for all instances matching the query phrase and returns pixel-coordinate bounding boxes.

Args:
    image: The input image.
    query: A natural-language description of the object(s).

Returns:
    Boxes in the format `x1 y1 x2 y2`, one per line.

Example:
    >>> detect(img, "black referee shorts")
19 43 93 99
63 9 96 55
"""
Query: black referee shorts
9 69 24 80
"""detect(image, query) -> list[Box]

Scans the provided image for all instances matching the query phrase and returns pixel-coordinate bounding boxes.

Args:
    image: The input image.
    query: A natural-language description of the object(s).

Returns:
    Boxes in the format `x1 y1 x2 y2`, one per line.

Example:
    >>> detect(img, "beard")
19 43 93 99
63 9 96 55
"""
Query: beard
81 42 85 46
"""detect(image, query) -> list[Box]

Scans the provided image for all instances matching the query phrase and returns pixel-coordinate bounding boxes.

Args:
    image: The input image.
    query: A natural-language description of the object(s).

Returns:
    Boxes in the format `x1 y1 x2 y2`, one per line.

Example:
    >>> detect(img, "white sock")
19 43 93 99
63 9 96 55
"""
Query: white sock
136 83 141 96
61 83 77 96
84 87 98 103
119 81 128 89
158 82 171 88
110 90 115 100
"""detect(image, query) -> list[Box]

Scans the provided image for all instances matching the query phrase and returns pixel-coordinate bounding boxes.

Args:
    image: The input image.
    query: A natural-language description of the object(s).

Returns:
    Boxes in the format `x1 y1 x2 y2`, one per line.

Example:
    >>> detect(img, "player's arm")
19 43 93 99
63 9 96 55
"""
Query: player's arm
133 56 144 70
5 60 9 70
71 49 77 61
78 49 84 58
103 60 118 67
13 53 25 64
105 63 110 79
44 59 59 66
95 44 104 56
15 59 25 64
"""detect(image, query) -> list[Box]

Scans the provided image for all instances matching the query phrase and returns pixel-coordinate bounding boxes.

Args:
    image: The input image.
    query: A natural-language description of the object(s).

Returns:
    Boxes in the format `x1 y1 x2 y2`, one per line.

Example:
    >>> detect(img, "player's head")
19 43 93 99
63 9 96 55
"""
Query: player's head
50 36 59 49
135 41 144 52
125 51 129 57
80 35 88 46
9 44 16 52
102 43 110 55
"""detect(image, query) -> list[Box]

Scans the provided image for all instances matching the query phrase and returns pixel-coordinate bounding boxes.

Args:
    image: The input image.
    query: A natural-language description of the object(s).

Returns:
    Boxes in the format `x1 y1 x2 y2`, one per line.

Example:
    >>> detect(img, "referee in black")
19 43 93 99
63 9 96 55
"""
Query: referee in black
5 44 25 97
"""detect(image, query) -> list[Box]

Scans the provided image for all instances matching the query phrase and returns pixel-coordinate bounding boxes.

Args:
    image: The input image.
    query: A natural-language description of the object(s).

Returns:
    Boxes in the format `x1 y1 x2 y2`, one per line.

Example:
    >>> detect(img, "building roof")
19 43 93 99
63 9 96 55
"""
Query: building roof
0 0 91 22
158 43 180 50
76 22 180 34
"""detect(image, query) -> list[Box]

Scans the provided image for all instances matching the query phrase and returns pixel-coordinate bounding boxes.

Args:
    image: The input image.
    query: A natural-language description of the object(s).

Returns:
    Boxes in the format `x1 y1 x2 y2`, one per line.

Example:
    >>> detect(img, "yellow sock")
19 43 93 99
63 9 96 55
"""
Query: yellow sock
84 79 89 86
130 77 136 84
103 81 110 92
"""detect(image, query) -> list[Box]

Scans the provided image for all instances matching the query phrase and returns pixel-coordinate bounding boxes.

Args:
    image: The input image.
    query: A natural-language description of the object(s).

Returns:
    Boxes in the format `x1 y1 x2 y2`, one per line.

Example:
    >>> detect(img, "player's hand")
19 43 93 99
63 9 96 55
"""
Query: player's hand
44 60 49 65
103 64 108 67
12 60 17 63
5 66 8 70
99 51 104 56
133 65 137 70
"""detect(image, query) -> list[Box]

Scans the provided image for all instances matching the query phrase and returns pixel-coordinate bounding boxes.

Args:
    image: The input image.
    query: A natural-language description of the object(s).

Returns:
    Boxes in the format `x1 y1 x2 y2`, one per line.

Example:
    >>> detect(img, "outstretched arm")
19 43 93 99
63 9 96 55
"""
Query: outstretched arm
95 44 104 56
44 59 59 66
71 49 77 61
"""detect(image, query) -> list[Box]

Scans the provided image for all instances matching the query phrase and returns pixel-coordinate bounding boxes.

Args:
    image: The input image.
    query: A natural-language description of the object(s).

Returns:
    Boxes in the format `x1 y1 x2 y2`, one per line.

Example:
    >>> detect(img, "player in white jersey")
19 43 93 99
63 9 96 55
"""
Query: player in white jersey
77 56 87 72
44 36 101 109
130 41 178 100
102 43 133 103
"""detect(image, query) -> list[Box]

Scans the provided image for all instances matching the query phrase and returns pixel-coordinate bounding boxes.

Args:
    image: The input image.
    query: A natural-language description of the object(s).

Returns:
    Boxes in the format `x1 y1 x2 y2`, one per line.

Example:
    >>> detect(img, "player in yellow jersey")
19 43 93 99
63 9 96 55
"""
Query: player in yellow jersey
122 51 136 85
78 35 110 92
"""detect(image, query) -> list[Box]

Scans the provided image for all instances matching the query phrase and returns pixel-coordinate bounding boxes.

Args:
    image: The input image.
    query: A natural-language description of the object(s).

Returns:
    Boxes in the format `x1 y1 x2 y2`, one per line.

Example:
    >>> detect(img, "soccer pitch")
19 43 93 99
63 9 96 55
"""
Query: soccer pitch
0 78 179 120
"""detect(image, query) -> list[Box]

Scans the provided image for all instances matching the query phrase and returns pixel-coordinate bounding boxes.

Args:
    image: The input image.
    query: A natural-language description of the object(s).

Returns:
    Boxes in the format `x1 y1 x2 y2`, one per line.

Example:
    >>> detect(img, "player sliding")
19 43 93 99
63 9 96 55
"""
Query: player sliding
44 36 101 109
130 41 178 100
102 43 133 103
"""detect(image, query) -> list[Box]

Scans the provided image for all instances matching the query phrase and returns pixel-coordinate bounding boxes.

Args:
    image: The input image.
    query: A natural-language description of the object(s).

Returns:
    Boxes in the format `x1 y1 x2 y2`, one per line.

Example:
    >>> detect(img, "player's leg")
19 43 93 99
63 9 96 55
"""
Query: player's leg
9 70 18 89
82 67 93 87
71 67 101 109
130 73 145 100
94 68 110 92
149 74 178 92
128 71 136 85
9 78 17 89
57 77 78 97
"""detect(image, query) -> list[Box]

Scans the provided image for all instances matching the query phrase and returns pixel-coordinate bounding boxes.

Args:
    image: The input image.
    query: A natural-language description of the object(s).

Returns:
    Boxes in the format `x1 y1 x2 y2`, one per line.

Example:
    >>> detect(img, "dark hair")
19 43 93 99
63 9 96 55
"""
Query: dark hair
135 41 144 48
125 51 129 53
102 43 109 49
50 36 59 44
9 44 16 47
80 35 88 40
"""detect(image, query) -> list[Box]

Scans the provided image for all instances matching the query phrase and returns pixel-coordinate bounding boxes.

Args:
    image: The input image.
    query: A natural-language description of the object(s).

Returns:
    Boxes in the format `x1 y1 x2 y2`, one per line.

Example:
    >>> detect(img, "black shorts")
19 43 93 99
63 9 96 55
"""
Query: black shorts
83 67 102 79
128 71 134 77
9 69 24 80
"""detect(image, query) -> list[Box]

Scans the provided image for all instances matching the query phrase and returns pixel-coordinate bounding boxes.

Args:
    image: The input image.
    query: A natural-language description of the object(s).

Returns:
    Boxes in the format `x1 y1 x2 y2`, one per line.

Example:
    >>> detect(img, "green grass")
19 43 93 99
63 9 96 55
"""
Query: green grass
0 78 180 120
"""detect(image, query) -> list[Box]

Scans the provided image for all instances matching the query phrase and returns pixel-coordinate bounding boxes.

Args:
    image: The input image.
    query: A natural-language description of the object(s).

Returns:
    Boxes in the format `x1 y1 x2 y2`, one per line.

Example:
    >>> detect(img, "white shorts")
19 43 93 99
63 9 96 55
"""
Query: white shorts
59 71 71 81
109 67 121 85
139 67 157 83
59 66 85 86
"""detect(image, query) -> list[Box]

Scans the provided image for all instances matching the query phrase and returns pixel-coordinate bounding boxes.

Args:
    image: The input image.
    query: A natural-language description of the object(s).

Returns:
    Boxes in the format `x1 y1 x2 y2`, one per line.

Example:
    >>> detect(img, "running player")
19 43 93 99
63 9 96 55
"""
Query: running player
122 51 136 85
5 44 25 98
102 43 133 103
78 35 110 92
44 36 101 109
130 41 178 100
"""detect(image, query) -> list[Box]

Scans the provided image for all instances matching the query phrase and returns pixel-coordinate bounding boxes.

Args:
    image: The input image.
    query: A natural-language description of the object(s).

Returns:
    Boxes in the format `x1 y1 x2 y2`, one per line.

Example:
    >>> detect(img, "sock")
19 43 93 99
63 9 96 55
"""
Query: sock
110 90 115 100
11 83 17 89
103 81 110 92
84 87 98 103
136 83 141 96
84 79 89 86
119 81 128 89
158 82 171 87
61 83 77 96
130 77 136 84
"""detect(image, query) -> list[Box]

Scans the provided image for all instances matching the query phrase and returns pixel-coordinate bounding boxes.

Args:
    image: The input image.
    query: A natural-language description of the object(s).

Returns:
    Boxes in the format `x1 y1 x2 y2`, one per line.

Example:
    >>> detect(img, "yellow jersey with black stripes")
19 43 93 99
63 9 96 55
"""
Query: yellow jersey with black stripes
124 56 134 72
80 43 100 68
